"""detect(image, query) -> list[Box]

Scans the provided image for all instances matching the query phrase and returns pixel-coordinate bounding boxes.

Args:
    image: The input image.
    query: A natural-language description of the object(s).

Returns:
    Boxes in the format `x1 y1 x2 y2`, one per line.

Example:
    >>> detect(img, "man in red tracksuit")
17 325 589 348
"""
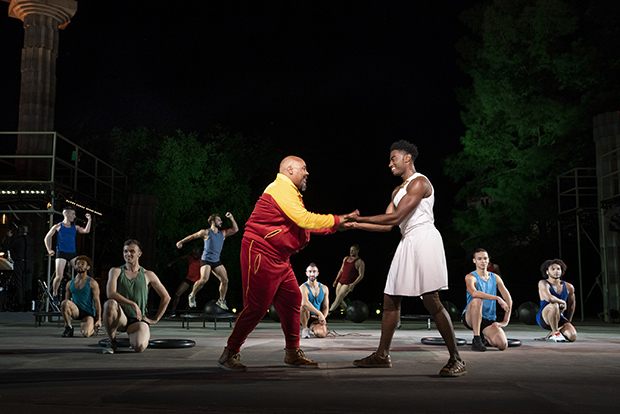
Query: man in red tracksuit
218 156 349 371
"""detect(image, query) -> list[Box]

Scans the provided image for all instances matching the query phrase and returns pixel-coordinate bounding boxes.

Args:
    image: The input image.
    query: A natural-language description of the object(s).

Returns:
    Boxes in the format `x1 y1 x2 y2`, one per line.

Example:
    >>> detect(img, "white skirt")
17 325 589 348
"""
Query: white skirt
384 224 449 296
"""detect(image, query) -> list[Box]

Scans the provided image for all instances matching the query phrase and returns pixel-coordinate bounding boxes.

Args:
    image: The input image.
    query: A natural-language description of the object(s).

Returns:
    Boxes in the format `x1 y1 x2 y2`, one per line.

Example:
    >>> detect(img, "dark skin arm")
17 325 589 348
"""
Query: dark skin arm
346 176 431 226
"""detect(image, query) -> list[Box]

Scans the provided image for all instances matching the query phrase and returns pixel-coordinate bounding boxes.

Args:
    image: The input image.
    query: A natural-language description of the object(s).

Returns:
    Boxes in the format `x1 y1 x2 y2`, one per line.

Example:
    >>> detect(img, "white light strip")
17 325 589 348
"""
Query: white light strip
64 199 103 216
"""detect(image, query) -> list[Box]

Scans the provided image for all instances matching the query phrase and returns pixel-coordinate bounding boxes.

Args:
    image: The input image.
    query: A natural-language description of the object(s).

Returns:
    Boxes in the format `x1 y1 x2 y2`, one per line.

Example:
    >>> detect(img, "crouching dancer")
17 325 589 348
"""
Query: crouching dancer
60 255 101 338
102 239 170 354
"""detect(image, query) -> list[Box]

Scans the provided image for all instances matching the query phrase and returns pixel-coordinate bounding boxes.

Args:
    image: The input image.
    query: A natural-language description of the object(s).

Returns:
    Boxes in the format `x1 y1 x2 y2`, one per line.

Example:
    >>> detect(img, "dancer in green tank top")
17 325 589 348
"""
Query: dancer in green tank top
102 239 170 354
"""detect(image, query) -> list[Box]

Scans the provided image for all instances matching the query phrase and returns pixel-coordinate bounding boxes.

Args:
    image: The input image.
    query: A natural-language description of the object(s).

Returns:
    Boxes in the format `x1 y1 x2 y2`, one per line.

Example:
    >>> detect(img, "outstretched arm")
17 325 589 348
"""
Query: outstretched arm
347 201 396 232
347 178 430 227
176 229 206 249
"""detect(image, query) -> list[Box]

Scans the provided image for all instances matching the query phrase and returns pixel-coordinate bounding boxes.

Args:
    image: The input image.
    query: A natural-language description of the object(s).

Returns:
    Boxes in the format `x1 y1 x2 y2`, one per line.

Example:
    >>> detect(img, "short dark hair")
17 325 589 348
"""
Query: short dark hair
124 239 142 251
390 140 419 162
308 262 318 268
473 248 488 258
540 259 567 278
352 244 360 251
208 213 220 224
62 207 75 214
75 255 92 268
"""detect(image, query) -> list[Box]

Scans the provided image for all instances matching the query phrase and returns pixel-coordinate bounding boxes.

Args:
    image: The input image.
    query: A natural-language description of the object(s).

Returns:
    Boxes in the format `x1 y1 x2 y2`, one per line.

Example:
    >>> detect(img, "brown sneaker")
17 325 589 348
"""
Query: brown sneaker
284 348 319 368
439 358 467 377
217 348 247 372
353 352 392 368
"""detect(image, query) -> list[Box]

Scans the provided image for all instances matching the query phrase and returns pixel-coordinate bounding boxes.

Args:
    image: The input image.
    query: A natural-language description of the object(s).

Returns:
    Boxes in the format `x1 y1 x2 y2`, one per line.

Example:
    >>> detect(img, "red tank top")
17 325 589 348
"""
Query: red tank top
186 257 201 282
340 257 359 285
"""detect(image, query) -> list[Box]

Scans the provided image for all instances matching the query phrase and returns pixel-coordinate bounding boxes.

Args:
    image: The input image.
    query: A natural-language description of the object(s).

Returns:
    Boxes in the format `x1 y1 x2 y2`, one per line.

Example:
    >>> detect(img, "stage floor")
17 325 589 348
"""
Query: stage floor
1 312 619 413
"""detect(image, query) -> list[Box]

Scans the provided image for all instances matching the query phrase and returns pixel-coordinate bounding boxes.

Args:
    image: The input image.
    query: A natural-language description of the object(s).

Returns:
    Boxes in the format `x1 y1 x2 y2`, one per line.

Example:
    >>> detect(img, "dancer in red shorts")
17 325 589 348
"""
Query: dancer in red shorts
218 156 351 371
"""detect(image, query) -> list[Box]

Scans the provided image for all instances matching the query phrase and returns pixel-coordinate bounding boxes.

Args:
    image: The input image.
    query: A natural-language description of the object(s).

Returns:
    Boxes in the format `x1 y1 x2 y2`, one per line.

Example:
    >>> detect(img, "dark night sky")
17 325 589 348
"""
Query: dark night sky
1 1 481 307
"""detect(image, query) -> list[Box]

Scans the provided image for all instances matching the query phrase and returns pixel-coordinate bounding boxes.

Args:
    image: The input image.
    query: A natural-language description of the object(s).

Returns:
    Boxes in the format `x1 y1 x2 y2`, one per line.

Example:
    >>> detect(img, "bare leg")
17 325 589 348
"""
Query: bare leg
464 298 483 336
190 264 212 297
376 294 402 357
560 323 577 342
330 283 350 312
542 304 561 332
311 322 327 338
423 292 461 361
127 321 150 353
80 316 95 338
52 258 67 297
482 324 508 350
61 300 79 327
300 308 309 329
103 299 127 341
211 265 229 301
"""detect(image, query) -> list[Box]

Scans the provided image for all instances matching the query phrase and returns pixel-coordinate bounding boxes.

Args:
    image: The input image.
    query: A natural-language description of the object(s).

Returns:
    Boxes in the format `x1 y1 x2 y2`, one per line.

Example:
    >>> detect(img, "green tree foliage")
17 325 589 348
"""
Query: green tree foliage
445 0 619 251
109 127 277 299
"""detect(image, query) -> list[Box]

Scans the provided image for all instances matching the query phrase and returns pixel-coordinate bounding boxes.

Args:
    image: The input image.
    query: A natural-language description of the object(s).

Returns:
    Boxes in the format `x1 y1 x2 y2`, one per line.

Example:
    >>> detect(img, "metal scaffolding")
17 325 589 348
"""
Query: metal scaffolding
0 131 127 310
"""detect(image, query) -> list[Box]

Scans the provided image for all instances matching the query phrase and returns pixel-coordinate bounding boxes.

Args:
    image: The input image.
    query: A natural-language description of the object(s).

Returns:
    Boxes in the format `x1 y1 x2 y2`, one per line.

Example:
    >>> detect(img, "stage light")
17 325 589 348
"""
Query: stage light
376 309 381 315
232 308 237 313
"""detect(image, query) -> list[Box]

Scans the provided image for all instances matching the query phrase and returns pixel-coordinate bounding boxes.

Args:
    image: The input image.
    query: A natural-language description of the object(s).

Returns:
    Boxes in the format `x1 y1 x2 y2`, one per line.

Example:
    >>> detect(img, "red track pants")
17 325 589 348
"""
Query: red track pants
226 237 301 353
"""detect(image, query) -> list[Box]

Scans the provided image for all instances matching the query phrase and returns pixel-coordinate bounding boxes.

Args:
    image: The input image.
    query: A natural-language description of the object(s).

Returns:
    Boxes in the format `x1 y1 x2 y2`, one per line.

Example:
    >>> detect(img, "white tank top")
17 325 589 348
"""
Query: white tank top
393 172 435 236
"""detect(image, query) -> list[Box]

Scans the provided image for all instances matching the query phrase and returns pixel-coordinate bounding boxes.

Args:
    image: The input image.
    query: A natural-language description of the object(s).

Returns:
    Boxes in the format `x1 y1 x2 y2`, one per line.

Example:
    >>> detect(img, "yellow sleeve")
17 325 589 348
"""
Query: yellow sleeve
266 176 336 230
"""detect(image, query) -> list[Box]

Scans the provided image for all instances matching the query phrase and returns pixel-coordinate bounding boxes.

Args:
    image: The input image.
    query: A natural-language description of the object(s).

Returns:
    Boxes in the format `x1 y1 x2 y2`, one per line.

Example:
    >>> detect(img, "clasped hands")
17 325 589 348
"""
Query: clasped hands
336 210 361 231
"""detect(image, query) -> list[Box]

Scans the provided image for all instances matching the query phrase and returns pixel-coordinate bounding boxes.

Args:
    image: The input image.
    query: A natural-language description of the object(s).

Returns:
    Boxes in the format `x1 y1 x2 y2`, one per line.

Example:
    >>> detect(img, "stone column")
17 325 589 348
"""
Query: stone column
8 0 77 177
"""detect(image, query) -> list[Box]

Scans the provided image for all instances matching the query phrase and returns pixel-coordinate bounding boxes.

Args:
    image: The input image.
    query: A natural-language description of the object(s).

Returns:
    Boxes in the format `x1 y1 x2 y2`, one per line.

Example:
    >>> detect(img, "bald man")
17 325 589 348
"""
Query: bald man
218 156 351 371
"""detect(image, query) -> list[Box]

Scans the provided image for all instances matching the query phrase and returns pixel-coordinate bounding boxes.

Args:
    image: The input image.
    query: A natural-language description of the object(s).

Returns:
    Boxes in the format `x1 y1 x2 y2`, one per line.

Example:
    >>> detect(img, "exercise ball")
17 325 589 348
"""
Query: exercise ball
345 300 369 323
441 301 460 321
268 303 280 322
517 302 540 325
205 299 227 315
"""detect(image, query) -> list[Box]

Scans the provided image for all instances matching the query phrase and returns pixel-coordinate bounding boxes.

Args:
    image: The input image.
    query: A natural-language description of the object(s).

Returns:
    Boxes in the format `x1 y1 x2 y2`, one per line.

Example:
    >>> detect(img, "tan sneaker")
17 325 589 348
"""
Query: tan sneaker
284 348 319 368
439 358 467 377
353 352 392 368
217 348 247 372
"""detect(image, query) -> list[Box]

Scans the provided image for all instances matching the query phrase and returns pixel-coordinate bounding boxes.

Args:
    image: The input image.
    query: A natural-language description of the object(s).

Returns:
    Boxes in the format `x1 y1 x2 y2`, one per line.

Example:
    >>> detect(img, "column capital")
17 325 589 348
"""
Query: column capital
8 0 77 29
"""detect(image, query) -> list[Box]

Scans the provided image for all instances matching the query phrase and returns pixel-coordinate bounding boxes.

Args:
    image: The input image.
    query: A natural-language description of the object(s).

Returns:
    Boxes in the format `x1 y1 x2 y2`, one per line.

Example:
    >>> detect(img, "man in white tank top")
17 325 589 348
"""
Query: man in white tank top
345 140 466 377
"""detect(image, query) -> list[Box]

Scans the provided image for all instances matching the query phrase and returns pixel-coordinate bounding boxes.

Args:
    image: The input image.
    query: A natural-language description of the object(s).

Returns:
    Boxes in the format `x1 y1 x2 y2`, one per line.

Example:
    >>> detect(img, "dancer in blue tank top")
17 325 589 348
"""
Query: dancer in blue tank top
462 248 512 352
44 207 92 301
176 212 239 310
299 263 329 338
60 255 101 338
536 259 577 342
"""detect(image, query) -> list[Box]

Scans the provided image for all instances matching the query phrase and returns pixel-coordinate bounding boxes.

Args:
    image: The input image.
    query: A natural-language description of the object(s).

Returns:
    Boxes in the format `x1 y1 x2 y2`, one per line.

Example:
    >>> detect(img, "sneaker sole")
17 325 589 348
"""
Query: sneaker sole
217 362 247 372
353 362 392 368
440 370 467 377
285 363 320 368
